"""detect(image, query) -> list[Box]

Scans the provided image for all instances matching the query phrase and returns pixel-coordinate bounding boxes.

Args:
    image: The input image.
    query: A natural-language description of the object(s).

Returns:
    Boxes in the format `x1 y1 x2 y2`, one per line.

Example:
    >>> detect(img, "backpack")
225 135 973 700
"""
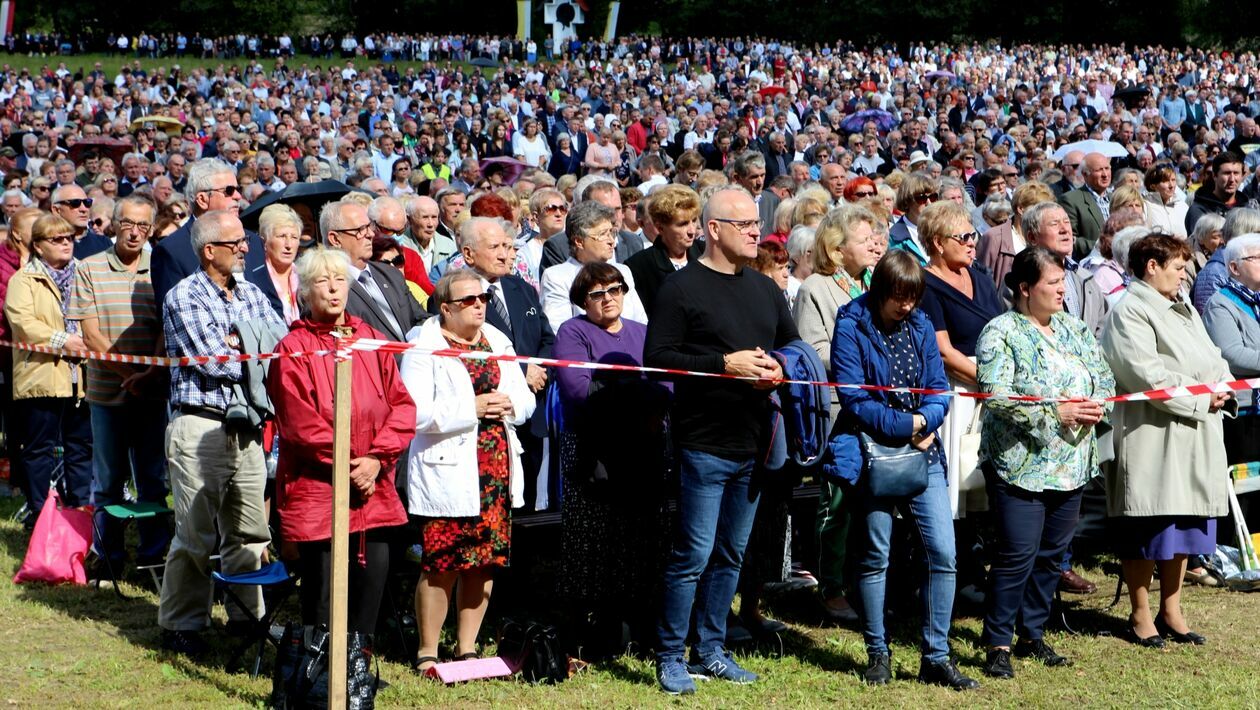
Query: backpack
771 340 832 467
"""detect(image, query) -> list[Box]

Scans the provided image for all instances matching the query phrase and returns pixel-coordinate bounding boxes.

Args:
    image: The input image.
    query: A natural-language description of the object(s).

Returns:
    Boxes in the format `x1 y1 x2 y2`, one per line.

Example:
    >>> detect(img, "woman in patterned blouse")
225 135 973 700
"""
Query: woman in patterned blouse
974 247 1115 679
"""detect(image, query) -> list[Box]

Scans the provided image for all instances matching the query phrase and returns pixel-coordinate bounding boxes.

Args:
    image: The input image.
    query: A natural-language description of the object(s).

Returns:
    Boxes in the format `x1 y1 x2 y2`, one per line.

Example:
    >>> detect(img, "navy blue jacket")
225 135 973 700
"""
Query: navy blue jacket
151 217 283 319
824 294 950 484
73 231 112 260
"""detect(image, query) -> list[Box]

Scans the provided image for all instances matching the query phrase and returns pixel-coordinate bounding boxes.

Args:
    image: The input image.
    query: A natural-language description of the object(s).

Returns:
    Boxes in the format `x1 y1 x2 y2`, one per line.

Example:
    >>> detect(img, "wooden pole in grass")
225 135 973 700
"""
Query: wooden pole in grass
328 346 352 710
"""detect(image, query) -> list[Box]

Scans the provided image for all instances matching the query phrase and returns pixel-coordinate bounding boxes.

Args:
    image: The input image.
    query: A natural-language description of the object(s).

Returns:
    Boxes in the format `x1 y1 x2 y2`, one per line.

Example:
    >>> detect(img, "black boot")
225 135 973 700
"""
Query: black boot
347 632 378 710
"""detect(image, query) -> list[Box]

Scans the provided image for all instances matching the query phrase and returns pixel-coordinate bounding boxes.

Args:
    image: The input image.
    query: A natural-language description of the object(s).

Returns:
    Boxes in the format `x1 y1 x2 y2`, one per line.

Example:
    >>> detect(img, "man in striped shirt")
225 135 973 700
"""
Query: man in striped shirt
68 194 170 579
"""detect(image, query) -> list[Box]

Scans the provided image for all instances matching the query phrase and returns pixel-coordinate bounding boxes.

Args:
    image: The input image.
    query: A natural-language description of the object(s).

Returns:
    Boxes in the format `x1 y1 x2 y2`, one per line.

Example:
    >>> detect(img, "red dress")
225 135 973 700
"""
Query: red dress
419 335 511 572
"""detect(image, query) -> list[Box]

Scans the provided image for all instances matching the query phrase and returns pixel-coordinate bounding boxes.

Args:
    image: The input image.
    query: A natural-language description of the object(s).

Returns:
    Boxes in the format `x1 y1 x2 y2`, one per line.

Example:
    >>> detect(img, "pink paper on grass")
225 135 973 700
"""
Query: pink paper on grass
427 656 515 683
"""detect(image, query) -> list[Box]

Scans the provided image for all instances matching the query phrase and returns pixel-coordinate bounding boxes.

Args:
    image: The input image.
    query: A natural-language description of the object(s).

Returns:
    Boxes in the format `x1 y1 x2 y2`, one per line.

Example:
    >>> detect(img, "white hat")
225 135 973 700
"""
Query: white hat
909 150 932 167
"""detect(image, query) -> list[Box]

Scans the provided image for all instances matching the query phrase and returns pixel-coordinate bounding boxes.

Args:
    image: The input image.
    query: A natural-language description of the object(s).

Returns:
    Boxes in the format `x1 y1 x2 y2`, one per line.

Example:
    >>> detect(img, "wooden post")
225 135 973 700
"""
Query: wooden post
328 351 352 710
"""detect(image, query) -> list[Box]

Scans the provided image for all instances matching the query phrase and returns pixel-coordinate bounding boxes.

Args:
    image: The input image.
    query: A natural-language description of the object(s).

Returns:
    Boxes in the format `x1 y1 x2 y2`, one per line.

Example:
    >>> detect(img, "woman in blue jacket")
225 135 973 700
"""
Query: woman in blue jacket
826 249 978 692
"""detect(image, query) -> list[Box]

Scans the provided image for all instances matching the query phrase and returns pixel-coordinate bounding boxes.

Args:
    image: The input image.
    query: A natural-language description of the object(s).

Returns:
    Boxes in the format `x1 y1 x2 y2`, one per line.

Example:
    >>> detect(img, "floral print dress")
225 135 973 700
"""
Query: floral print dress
419 335 511 572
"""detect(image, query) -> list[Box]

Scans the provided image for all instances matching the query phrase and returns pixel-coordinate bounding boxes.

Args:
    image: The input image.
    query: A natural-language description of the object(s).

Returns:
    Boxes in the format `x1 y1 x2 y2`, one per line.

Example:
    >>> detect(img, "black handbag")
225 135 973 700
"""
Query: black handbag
271 624 379 710
497 620 568 684
859 432 928 499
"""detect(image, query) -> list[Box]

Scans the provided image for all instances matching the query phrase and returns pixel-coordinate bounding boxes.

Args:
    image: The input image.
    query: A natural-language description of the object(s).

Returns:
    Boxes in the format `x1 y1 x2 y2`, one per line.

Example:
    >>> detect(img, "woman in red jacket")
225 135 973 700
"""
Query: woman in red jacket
266 248 416 640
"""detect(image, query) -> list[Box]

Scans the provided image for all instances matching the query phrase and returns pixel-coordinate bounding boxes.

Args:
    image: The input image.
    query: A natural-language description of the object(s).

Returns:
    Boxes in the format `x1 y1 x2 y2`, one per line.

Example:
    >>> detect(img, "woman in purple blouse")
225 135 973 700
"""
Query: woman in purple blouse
553 262 671 657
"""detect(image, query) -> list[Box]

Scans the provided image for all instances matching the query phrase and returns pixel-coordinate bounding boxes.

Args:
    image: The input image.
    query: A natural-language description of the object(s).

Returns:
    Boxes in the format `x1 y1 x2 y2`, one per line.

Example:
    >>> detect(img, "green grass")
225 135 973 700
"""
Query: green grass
2 492 1260 708
0 52 487 81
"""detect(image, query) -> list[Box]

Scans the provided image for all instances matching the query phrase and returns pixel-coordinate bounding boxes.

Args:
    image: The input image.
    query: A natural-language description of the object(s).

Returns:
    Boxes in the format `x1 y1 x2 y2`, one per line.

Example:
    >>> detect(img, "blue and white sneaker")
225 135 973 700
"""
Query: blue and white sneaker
657 658 697 695
689 648 759 684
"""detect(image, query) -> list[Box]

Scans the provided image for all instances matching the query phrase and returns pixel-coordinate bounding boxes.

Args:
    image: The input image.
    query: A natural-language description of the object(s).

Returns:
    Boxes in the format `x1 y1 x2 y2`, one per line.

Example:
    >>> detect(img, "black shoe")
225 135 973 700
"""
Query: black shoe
863 652 892 685
160 629 208 657
1154 616 1207 645
918 657 980 691
1014 639 1072 667
983 649 1014 679
1127 626 1166 649
224 619 257 638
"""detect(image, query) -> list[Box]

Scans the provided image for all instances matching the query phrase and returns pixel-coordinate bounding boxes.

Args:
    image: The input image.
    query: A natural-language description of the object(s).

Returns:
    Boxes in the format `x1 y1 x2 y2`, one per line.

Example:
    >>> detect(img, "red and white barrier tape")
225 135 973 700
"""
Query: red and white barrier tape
3 337 1251 405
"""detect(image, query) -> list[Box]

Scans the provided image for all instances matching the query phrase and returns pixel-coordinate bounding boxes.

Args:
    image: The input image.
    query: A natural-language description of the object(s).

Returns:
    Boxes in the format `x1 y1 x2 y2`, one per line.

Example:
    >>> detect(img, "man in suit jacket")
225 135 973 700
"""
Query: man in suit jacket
458 216 555 509
729 150 780 239
321 201 426 342
151 159 283 317
1057 152 1112 260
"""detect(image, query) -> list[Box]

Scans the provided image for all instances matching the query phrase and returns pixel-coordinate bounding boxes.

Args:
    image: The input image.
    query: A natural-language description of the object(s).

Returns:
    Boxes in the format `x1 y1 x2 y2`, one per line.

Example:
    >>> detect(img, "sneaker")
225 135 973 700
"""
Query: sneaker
918 657 980 691
656 658 696 695
160 629 208 657
689 649 758 684
1014 639 1071 666
863 652 892 685
983 649 1014 679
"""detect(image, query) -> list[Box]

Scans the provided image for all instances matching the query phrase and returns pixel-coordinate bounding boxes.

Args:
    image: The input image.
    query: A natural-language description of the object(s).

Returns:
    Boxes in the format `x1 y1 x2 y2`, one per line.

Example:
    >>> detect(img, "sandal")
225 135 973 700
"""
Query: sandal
411 656 440 674
1185 567 1222 587
454 651 480 661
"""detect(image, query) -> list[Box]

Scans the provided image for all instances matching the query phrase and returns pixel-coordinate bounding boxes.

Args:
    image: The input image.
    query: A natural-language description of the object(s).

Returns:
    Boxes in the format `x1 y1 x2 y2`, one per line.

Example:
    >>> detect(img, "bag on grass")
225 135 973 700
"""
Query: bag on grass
13 487 93 585
497 620 567 684
271 624 378 710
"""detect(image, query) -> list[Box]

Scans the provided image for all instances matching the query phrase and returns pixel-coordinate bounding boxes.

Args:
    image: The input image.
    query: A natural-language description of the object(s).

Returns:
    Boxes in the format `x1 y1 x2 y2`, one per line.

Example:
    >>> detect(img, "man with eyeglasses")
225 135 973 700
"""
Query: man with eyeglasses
157 209 284 657
1049 149 1085 198
66 195 170 582
646 186 797 695
151 159 283 317
321 199 426 342
369 195 433 293
540 201 648 332
51 184 110 260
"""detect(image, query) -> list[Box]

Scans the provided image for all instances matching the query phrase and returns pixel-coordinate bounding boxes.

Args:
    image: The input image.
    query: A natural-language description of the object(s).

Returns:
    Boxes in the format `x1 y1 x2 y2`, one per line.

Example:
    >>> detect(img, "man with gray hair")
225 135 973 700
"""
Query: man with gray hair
1022 201 1108 336
118 153 150 198
320 199 425 341
405 195 456 276
450 158 480 194
254 153 284 193
730 150 778 239
157 209 283 656
51 183 112 259
1 188 27 223
539 200 648 332
151 158 282 314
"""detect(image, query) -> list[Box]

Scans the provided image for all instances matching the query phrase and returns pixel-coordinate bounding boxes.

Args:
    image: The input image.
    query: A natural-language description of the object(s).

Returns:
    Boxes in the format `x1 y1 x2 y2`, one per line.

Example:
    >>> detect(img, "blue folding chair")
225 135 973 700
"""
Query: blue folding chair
212 561 298 678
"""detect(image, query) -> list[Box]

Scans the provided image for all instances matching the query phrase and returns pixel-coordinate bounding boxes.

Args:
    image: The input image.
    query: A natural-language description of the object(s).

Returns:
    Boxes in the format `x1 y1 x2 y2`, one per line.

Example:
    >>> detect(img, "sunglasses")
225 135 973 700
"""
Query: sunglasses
542 203 568 214
913 192 939 204
55 198 94 209
384 254 406 267
586 284 627 301
853 190 877 198
201 185 241 198
448 292 491 308
944 231 980 245
36 234 74 245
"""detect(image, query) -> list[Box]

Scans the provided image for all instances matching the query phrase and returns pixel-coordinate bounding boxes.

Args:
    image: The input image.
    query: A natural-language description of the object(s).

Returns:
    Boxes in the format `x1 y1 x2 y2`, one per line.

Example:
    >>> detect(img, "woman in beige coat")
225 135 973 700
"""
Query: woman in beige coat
792 204 881 623
1101 233 1232 649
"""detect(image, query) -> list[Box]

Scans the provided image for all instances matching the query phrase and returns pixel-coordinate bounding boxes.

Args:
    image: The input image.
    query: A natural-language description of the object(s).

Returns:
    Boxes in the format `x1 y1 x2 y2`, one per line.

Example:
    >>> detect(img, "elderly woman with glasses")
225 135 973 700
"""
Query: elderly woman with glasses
402 268 535 671
266 248 414 692
553 261 670 655
4 214 92 525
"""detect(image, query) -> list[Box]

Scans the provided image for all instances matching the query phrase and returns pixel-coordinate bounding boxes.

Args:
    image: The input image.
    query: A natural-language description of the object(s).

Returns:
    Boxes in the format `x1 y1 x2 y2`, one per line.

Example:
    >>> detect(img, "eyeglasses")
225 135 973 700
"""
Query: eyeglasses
853 190 877 198
55 198 93 209
32 185 50 191
1238 255 1260 264
913 192 939 204
36 234 74 245
586 284 627 301
330 223 373 240
944 231 980 245
207 237 248 251
200 185 241 198
373 221 406 237
711 217 763 232
448 292 490 308
542 203 568 214
118 219 153 234
103 178 117 183
384 254 406 267
170 210 187 219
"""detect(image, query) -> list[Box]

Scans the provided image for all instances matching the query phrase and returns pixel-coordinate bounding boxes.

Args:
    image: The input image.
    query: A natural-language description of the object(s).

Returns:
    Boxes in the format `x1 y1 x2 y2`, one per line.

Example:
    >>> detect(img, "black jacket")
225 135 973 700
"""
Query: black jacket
624 238 705 316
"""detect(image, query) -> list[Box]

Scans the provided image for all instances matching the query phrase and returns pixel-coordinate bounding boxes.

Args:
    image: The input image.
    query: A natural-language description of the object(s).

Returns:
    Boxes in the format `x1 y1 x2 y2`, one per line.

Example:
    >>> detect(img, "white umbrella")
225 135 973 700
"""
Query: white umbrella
1053 139 1128 161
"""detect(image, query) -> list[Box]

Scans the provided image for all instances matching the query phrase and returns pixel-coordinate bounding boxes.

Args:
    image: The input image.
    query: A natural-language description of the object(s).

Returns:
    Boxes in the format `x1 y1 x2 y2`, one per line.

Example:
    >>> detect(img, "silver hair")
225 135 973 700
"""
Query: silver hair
1020 201 1066 238
190 210 237 254
319 200 360 245
729 150 767 178
254 153 275 168
183 158 237 207
1111 226 1150 276
295 247 351 301
1222 208 1260 243
50 183 85 204
1189 212 1226 253
785 224 816 264
565 201 615 247
981 195 1014 225
112 194 157 225
2 188 27 205
458 216 511 251
1223 233 1260 266
367 195 404 223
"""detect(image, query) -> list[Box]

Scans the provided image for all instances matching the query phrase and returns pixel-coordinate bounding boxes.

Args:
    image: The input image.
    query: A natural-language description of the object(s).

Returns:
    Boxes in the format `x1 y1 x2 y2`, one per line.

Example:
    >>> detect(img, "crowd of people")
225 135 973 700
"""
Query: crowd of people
2 33 1260 698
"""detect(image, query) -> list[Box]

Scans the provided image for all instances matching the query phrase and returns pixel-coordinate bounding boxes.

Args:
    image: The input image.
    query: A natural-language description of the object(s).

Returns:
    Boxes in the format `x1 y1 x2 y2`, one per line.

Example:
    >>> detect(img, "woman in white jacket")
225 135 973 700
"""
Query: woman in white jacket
401 269 536 672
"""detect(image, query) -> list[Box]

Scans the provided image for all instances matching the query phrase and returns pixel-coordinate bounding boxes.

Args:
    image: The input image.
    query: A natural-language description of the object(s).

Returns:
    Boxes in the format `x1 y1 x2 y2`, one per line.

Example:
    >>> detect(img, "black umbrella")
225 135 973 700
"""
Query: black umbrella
1113 85 1151 110
238 179 354 232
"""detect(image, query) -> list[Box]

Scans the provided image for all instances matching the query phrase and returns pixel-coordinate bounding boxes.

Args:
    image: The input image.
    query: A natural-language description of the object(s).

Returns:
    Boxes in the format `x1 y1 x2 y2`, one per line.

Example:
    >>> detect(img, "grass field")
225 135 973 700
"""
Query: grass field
3 492 1260 709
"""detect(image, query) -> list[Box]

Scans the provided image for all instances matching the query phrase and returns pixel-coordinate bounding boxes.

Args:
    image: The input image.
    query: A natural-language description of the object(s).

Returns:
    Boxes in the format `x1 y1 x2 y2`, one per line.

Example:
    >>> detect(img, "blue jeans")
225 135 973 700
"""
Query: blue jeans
90 400 172 564
22 396 93 513
855 462 956 662
656 449 760 661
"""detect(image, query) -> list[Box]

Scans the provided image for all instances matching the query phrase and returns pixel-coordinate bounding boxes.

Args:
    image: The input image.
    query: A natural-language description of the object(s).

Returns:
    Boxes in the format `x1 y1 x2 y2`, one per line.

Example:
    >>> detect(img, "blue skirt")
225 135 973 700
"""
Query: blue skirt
1118 516 1216 561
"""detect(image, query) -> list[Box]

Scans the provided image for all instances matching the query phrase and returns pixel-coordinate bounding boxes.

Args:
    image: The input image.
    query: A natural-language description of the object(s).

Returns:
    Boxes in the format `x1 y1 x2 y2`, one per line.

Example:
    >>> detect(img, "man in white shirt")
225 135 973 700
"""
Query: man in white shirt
540 202 648 332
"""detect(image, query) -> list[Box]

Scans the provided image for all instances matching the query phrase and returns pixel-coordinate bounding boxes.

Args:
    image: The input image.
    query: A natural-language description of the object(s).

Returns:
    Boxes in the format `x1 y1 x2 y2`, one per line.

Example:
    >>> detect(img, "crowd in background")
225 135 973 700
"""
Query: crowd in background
1 33 1260 697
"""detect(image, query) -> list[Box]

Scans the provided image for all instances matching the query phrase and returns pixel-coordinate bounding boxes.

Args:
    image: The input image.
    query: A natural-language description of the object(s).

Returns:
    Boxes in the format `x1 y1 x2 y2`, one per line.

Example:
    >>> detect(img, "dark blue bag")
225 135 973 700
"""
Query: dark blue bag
771 340 832 467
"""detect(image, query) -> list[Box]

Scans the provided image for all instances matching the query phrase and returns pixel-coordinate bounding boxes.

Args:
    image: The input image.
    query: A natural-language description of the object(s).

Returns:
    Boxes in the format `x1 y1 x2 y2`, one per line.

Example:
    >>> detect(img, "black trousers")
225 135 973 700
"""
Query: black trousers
982 471 1083 648
297 531 390 635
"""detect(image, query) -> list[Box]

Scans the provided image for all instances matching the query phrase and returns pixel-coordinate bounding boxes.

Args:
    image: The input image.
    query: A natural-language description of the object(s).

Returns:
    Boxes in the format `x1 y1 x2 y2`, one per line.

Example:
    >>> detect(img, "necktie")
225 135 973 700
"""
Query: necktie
488 283 512 332
358 270 403 338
